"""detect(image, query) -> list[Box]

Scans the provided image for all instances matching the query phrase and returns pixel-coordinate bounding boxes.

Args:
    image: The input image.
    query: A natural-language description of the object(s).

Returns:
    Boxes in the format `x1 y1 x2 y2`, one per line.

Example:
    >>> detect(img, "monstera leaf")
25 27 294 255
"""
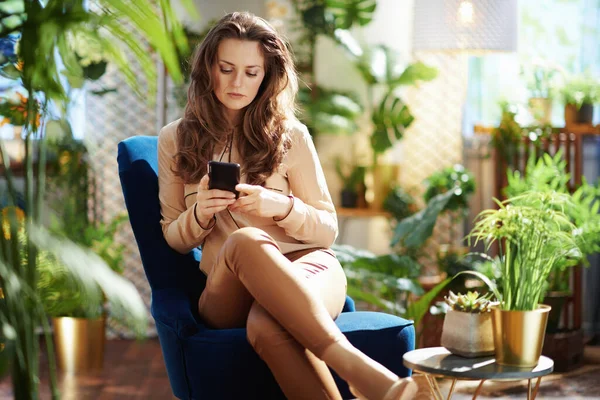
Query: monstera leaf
301 3 336 35
390 61 439 88
298 86 362 135
391 190 455 249
326 0 376 29
370 91 414 154
355 45 438 89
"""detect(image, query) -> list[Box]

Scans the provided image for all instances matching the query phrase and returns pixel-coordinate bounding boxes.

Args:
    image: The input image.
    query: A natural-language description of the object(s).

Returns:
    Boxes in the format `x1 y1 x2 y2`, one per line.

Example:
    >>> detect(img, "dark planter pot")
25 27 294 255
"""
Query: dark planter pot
340 189 358 208
544 291 569 333
577 103 594 124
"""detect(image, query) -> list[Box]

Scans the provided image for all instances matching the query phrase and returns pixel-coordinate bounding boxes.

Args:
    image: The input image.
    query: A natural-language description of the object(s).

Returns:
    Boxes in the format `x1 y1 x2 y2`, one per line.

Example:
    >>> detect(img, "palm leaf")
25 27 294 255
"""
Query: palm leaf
326 0 376 29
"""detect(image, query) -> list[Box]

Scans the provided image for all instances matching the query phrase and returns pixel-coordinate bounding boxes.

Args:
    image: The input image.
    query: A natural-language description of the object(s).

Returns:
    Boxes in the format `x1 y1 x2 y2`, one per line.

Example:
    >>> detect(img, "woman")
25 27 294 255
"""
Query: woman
158 12 416 400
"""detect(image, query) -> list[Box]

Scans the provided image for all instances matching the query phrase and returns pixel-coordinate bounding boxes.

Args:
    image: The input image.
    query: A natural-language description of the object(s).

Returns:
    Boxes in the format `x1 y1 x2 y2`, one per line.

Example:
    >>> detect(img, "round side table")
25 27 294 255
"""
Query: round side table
403 347 554 400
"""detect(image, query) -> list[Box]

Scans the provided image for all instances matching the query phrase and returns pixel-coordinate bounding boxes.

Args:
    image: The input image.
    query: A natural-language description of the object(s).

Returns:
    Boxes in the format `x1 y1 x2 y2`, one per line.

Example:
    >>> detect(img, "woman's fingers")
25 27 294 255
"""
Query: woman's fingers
203 198 236 208
199 174 209 190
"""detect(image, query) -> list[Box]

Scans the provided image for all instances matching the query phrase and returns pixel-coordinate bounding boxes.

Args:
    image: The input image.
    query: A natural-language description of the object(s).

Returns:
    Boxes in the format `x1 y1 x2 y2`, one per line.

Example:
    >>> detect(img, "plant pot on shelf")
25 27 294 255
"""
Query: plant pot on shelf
368 163 399 210
441 309 495 358
543 291 569 333
565 103 594 125
340 189 358 208
491 305 550 367
53 316 106 374
528 97 553 125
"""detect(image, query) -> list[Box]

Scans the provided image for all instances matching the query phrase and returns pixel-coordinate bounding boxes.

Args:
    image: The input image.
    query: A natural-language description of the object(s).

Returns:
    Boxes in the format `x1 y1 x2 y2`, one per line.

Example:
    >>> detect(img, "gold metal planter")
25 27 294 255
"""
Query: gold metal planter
52 316 106 374
491 305 550 367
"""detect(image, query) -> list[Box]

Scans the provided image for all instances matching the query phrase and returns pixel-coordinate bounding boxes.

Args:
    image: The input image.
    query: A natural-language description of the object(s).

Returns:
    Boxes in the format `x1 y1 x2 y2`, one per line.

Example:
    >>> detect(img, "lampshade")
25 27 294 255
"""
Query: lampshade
412 0 518 53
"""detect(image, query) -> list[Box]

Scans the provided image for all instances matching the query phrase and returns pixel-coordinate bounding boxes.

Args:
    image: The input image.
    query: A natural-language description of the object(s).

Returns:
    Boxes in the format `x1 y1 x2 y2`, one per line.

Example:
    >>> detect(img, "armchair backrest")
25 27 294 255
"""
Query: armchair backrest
117 136 205 300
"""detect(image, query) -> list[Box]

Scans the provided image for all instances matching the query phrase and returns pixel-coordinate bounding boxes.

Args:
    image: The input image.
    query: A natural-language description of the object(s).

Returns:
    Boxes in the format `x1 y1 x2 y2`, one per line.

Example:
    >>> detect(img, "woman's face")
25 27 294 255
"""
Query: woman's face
212 39 266 123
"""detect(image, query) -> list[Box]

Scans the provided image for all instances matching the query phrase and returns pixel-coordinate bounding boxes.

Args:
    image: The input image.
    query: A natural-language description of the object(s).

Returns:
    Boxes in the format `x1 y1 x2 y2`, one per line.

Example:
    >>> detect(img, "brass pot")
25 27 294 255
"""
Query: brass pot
441 309 495 358
52 316 106 374
528 97 552 125
491 305 550 367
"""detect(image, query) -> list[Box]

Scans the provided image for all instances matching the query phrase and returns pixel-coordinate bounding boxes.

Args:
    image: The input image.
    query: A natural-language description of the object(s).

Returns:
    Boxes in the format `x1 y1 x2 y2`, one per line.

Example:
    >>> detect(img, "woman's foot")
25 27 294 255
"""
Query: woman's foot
349 377 417 400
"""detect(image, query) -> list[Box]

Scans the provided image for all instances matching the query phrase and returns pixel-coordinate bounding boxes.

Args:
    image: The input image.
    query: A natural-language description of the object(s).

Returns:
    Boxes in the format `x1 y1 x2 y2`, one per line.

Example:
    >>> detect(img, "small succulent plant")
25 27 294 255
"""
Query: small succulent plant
444 291 496 313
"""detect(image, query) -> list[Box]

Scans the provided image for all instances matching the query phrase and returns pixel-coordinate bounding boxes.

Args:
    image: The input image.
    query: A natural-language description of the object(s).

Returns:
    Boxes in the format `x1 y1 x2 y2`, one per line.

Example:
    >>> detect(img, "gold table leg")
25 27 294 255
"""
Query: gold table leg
424 374 443 400
531 377 542 400
447 379 457 400
472 379 486 400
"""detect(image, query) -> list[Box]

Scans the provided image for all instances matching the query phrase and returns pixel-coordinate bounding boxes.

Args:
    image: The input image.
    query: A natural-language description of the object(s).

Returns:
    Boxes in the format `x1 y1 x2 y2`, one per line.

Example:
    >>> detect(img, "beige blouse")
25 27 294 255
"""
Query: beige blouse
158 118 338 276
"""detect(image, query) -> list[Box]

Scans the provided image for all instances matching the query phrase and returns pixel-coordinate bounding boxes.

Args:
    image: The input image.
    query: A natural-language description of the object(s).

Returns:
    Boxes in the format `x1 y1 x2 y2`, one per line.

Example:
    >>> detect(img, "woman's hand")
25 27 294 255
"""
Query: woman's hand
230 184 293 219
195 174 237 226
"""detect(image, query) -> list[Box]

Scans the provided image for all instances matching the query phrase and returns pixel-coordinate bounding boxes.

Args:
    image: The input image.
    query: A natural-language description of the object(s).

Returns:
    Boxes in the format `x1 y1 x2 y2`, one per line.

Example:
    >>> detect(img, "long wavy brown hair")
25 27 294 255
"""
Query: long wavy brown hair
175 12 298 185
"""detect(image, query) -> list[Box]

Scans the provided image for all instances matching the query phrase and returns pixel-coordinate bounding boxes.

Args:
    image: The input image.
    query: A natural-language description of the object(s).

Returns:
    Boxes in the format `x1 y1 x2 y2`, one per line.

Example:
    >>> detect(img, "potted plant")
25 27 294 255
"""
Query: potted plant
521 58 564 125
468 191 582 367
38 214 128 374
334 156 366 208
0 0 196 397
561 72 599 125
505 152 600 332
423 164 475 254
440 291 496 358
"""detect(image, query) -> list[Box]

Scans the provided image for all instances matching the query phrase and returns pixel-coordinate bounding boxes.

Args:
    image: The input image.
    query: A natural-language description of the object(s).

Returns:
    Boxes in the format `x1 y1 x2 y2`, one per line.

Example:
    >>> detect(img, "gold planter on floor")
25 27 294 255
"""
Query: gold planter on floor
491 305 550 367
53 316 106 374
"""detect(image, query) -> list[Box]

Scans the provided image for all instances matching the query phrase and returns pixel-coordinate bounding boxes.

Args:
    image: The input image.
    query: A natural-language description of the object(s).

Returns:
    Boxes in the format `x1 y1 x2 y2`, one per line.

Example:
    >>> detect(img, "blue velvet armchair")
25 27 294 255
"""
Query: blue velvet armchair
117 135 415 400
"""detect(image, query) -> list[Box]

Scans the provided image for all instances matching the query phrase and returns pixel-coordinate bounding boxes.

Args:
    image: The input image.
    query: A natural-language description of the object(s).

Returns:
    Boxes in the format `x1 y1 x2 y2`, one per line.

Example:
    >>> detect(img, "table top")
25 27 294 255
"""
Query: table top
403 347 554 380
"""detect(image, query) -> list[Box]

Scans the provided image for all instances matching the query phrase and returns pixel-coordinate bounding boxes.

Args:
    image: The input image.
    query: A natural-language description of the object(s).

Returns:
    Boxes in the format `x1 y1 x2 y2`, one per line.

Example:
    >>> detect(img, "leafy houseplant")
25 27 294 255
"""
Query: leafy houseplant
334 157 366 208
521 59 564 124
0 0 197 397
440 291 496 358
467 191 583 366
423 164 475 245
561 73 599 125
504 151 600 332
289 0 374 137
332 243 451 334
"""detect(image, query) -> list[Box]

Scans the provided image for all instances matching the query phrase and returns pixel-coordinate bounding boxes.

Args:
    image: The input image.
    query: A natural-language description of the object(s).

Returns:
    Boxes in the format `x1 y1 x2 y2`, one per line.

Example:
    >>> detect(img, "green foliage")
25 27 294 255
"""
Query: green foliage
560 72 600 108
504 151 600 292
423 164 475 215
351 45 437 158
492 103 523 166
444 290 495 313
333 243 450 326
326 0 376 29
298 86 363 136
36 214 128 318
290 0 437 147
370 90 414 154
391 190 454 249
334 157 365 192
505 152 569 198
468 191 582 311
0 0 196 397
382 185 417 222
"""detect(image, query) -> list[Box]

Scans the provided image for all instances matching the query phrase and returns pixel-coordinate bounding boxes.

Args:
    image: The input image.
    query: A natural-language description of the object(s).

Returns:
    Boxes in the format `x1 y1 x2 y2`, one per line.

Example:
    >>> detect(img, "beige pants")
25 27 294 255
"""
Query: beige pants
198 227 348 400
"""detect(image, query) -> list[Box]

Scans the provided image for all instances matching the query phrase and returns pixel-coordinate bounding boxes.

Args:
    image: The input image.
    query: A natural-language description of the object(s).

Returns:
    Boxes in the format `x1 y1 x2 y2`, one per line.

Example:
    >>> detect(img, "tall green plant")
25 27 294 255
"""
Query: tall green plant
0 0 197 398
468 191 582 311
505 151 600 292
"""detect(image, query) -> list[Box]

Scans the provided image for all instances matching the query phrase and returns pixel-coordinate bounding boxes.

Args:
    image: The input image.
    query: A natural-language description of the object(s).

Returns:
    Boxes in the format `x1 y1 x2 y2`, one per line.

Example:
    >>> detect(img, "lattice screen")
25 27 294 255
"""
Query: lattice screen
85 64 158 338
400 53 469 272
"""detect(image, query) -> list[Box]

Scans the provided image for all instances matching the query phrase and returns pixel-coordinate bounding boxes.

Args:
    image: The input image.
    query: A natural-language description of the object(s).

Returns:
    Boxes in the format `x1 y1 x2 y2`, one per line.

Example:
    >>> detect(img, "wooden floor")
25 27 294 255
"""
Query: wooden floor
0 339 176 399
1 339 599 399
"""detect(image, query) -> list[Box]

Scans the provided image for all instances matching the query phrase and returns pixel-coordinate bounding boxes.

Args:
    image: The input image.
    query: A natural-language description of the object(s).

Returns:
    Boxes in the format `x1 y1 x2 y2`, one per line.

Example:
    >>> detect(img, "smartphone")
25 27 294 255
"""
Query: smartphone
208 161 241 198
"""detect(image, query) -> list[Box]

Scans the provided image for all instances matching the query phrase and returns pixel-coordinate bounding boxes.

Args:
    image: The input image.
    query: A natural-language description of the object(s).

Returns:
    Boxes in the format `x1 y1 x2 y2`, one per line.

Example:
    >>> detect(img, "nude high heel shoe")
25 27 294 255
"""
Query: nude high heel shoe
349 377 417 400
